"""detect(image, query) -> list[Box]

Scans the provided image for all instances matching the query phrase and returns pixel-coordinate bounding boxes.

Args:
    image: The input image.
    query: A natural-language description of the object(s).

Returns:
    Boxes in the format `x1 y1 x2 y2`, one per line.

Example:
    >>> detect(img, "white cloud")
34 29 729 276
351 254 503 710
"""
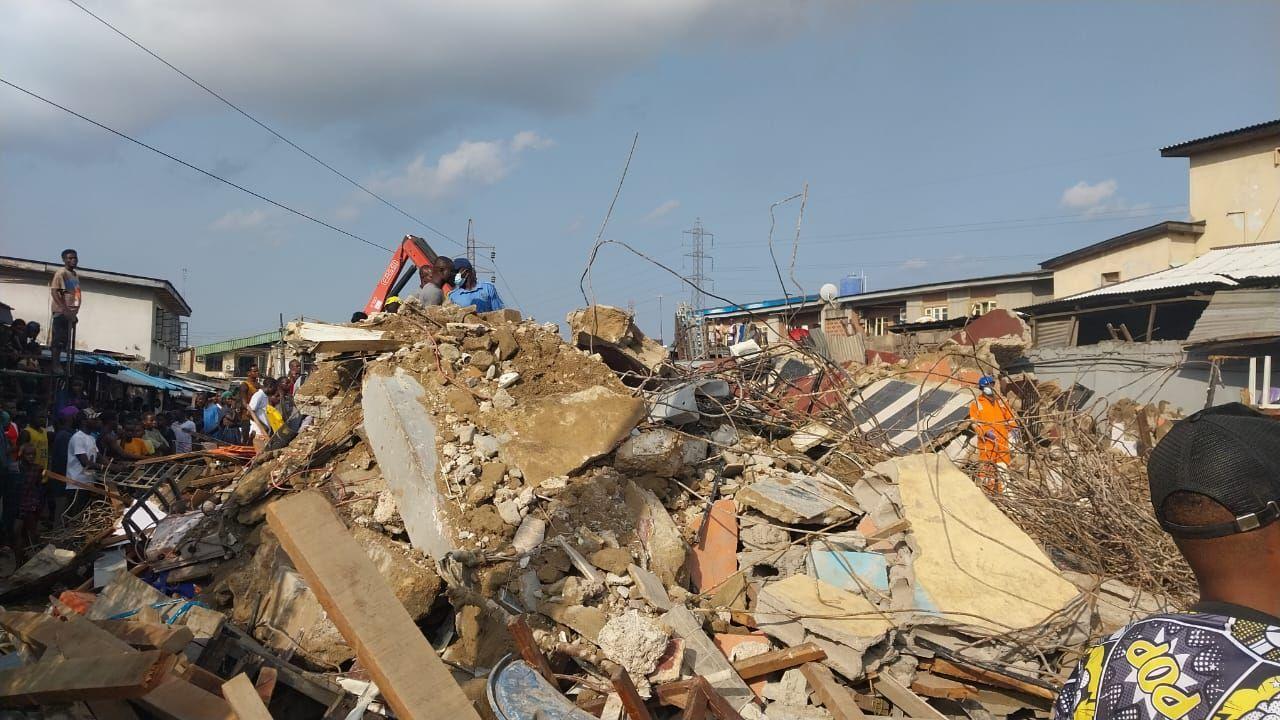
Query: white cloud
2 2 845 151
644 199 681 222
1061 179 1119 211
371 131 551 199
211 208 267 231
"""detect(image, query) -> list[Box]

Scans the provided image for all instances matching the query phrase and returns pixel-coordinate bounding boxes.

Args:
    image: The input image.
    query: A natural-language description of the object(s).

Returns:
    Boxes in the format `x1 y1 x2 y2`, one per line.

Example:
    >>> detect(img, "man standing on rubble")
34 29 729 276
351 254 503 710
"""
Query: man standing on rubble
968 375 1015 493
447 258 505 312
49 249 82 366
413 256 455 307
1055 403 1280 720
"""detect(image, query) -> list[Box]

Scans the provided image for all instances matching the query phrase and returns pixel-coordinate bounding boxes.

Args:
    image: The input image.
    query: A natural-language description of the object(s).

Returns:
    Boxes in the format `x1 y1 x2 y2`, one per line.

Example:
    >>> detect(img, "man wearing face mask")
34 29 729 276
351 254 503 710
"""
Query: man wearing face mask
447 258 505 313
968 375 1016 493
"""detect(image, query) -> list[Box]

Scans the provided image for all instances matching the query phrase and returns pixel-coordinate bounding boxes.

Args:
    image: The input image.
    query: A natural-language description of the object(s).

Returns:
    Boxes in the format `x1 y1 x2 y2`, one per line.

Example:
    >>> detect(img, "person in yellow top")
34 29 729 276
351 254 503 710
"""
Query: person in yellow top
19 410 49 471
968 375 1016 493
120 422 152 459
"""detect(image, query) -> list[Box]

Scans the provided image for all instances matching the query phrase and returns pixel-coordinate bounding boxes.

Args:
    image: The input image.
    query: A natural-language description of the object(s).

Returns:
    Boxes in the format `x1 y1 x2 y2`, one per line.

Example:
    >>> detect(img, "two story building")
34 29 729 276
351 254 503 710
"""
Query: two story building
0 255 190 369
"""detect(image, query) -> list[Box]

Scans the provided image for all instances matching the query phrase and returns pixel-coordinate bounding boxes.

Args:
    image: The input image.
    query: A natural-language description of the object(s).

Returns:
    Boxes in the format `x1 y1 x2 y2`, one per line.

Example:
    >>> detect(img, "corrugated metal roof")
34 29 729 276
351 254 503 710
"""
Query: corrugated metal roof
1184 287 1280 345
194 330 281 357
1058 242 1280 302
1160 119 1280 157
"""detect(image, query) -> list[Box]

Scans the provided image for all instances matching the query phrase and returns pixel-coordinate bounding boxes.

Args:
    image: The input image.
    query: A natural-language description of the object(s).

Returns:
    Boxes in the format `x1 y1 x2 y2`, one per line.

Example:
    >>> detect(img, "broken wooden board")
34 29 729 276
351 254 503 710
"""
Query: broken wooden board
801 662 866 720
873 674 947 720
927 658 1055 701
876 454 1078 633
910 672 976 701
0 611 132 658
735 643 828 680
140 675 237 720
92 620 195 655
361 369 454 559
222 673 272 720
266 491 479 720
659 605 755 714
0 651 173 705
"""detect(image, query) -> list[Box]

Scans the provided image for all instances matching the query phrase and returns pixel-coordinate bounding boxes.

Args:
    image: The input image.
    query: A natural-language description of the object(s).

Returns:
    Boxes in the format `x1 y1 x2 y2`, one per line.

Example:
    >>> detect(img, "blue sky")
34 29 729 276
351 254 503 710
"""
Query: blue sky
2 1 1277 347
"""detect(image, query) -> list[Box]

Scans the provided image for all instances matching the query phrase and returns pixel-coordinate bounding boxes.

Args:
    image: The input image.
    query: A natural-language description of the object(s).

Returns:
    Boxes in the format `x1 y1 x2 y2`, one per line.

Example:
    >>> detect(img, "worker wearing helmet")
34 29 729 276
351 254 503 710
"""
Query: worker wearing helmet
383 296 402 314
968 375 1016 493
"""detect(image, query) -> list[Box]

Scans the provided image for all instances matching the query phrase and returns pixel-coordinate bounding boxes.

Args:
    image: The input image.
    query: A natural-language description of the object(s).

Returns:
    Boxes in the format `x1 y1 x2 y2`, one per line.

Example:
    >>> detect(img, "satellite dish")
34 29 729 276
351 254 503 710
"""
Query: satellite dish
819 283 839 303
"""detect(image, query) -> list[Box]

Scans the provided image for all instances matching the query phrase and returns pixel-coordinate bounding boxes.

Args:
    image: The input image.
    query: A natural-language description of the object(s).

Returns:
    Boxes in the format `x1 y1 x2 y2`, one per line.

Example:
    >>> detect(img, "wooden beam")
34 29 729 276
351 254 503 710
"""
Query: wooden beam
0 651 174 705
222 674 272 720
682 684 709 720
734 643 827 680
910 673 977 701
266 491 479 720
695 676 745 720
873 674 947 720
253 668 277 707
801 662 866 720
928 658 1055 701
140 675 237 720
507 615 556 686
92 620 195 655
610 666 653 720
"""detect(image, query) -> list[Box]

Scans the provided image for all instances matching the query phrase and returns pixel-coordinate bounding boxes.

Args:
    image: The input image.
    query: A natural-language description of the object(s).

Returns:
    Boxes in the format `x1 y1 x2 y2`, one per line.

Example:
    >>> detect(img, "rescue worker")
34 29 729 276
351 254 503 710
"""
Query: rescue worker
968 375 1016 493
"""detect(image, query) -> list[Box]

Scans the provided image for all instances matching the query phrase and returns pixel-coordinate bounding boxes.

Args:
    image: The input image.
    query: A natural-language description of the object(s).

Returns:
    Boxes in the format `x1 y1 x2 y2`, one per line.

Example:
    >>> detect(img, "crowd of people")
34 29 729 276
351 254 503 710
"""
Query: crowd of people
0 357 309 565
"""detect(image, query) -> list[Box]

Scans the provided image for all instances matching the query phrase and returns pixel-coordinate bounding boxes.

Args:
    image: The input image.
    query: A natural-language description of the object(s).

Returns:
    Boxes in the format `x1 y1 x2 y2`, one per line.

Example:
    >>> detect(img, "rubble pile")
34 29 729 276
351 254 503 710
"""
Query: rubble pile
0 300 1193 719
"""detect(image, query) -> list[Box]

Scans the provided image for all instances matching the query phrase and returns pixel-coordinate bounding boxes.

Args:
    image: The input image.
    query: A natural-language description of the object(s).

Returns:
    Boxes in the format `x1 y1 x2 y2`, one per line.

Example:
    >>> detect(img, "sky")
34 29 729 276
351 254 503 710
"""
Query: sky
2 1 1278 347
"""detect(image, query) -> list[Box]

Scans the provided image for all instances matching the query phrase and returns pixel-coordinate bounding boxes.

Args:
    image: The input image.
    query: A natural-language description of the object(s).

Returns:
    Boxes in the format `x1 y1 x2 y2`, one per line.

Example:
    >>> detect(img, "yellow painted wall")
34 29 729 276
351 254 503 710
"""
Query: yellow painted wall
1187 136 1280 253
1051 232 1198 298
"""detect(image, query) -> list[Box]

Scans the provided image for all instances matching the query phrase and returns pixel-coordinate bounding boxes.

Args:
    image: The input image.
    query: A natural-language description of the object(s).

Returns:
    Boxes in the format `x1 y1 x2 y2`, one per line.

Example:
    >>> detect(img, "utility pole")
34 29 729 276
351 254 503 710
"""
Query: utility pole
657 294 663 345
682 219 714 359
465 218 498 283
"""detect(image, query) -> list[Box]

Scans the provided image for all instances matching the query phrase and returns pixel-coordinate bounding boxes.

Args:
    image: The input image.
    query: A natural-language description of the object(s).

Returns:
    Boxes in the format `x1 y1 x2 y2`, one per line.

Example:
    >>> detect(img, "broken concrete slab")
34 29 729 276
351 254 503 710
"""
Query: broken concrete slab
877 454 1078 632
362 368 455 559
567 305 668 376
541 602 608 643
755 576 894 675
504 386 646 486
624 482 688 587
615 428 687 478
737 473 857 525
661 604 757 713
597 610 670 687
628 564 672 612
649 383 701 425
286 320 402 354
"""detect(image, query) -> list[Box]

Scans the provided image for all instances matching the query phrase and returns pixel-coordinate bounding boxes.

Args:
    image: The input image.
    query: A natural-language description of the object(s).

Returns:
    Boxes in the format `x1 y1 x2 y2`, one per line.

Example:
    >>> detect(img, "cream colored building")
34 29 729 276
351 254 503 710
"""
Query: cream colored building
1043 119 1280 299
1162 120 1280 254
0 255 190 368
1041 221 1204 298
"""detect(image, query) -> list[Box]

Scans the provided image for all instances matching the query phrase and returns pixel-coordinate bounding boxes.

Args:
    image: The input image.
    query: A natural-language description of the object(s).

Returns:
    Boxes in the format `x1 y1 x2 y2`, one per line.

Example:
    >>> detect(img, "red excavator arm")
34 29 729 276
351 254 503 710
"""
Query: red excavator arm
364 235 439 315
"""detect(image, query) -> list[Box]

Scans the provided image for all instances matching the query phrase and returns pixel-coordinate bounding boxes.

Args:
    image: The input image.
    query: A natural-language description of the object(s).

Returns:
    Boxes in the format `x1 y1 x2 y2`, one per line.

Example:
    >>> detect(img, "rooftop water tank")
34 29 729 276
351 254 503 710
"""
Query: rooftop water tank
838 274 863 297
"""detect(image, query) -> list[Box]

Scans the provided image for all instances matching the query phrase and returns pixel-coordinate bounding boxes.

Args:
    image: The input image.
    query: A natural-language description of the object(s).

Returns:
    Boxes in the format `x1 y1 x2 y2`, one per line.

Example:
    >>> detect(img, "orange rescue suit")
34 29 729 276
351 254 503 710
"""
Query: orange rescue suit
968 394 1016 465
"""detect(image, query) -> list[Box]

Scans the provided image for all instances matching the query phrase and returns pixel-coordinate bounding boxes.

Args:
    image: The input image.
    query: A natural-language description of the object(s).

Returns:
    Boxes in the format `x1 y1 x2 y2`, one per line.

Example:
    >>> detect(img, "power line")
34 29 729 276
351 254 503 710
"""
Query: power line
62 0 463 249
0 76 392 253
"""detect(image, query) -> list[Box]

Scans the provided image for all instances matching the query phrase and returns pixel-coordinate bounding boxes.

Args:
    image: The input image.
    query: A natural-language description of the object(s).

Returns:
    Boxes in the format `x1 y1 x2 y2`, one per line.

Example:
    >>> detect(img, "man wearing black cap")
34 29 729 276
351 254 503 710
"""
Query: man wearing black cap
1055 402 1280 720
447 257 505 313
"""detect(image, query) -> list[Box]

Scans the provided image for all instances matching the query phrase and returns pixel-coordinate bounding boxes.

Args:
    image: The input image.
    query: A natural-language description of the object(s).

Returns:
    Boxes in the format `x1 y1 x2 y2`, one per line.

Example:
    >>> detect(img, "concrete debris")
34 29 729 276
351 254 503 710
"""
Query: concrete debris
10 303 1181 720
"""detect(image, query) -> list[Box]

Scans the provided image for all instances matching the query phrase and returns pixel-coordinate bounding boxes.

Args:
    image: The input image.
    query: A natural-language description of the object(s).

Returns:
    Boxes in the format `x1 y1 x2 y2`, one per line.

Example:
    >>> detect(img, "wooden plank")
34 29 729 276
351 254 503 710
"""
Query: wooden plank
140 675 237 720
694 676 745 720
911 672 977 701
865 518 910 542
507 616 556 686
682 684 709 720
873 674 947 720
655 679 698 710
801 662 866 720
0 651 173 705
0 610 134 658
929 658 1055 701
86 700 142 720
266 491 479 720
222 674 272 720
610 666 653 720
92 621 195 655
253 668 277 706
733 643 827 680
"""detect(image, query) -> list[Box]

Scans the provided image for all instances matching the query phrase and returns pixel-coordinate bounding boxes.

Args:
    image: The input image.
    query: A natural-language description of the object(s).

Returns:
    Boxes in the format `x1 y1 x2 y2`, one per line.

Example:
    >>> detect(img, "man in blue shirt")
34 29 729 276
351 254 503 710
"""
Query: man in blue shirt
447 257 505 313
202 394 223 435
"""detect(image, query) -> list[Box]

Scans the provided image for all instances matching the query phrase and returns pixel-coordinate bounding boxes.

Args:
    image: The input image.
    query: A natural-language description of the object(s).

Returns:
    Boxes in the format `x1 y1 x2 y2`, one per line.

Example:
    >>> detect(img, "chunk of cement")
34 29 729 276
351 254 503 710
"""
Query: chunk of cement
737 473 856 526
615 429 686 478
512 516 546 555
597 610 670 683
627 564 672 612
362 369 454 559
503 387 646 486
624 482 688 586
649 383 700 425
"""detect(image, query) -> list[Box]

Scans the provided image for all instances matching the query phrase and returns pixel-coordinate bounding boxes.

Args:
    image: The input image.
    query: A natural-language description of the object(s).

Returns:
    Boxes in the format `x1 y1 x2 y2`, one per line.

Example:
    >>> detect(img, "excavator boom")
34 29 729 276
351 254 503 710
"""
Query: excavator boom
363 235 439 315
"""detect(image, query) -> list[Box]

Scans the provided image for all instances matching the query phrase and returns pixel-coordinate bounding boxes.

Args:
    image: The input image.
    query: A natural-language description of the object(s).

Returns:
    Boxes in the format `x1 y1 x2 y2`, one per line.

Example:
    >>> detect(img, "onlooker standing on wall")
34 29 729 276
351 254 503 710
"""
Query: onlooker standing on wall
49 249 82 364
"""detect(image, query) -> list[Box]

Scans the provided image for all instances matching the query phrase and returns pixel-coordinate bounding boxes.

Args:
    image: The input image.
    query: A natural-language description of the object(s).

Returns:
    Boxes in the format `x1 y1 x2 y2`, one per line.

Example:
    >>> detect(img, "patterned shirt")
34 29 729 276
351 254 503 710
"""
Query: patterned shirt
1056 607 1280 720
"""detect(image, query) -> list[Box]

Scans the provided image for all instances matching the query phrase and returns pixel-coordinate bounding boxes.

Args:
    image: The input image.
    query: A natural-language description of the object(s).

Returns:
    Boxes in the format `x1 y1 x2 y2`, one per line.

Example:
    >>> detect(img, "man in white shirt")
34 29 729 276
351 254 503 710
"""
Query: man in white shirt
248 378 277 453
65 413 100 514
170 410 198 454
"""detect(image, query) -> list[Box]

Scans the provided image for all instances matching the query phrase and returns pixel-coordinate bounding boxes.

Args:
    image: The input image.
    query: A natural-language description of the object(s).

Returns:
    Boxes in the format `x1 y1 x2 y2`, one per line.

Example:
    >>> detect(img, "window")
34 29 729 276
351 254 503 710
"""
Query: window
153 306 182 347
202 354 222 373
898 307 907 325
924 306 949 321
235 354 259 376
865 316 889 336
970 300 998 316
1101 272 1121 287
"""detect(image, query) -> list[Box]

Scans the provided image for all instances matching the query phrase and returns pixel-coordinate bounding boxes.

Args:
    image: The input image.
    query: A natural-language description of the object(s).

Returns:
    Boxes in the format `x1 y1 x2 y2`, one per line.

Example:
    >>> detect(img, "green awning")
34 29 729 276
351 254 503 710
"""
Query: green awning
194 330 281 357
